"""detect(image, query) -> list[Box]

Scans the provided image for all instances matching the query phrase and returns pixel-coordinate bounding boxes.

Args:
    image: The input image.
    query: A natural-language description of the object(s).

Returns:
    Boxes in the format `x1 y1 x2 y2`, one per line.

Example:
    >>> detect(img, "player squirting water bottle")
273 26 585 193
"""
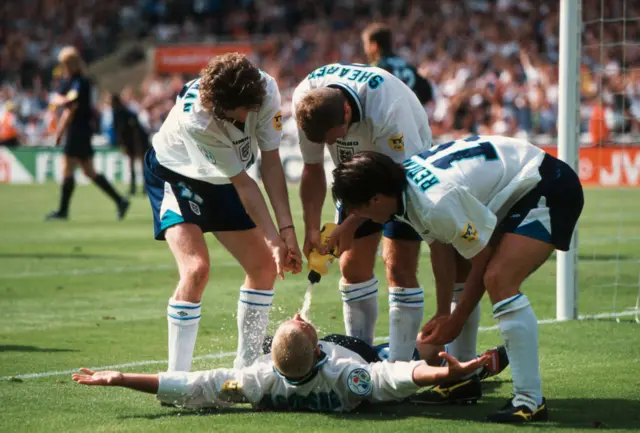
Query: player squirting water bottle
300 223 338 322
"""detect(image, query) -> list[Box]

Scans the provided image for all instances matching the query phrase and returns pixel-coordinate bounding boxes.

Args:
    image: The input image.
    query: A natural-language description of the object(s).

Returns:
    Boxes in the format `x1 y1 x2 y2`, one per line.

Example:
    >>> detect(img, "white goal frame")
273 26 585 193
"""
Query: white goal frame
556 0 582 320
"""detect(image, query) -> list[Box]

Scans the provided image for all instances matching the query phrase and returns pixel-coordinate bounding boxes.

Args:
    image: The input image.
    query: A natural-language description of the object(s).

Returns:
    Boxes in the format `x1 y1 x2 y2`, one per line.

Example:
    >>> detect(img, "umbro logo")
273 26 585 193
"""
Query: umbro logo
177 311 188 317
511 214 521 218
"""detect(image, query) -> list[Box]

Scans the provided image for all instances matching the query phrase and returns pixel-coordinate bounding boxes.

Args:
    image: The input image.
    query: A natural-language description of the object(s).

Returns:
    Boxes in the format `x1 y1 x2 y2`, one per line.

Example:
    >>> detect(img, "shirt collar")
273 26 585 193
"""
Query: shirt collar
393 190 409 221
326 83 363 124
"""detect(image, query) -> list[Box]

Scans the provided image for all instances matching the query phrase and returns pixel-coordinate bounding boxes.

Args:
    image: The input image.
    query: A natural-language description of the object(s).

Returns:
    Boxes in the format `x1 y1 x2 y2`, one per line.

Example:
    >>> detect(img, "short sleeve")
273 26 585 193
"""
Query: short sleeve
428 187 497 259
185 127 244 180
157 363 269 409
372 98 422 163
364 360 424 402
255 75 283 152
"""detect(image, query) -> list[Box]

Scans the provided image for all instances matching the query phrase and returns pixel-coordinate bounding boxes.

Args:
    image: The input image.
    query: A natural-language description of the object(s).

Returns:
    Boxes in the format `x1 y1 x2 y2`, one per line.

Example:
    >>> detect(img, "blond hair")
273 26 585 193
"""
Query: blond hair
271 322 316 378
58 46 87 76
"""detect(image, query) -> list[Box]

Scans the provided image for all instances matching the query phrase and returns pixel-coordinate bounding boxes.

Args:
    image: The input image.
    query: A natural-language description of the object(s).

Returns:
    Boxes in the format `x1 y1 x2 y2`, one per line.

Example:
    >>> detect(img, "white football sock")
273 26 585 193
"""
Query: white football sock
388 287 424 361
494 294 543 411
167 298 201 372
340 277 379 345
448 283 480 362
234 287 273 369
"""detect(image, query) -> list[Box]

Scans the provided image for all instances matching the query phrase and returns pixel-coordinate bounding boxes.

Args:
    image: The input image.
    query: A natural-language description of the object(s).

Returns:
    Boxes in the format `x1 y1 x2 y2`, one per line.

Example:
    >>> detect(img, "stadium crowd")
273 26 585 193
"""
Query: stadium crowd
1 0 638 147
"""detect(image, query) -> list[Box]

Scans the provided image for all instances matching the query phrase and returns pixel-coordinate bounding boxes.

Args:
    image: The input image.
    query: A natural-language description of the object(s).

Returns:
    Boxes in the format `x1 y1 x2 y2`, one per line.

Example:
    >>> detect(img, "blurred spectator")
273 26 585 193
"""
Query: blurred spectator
1 0 638 146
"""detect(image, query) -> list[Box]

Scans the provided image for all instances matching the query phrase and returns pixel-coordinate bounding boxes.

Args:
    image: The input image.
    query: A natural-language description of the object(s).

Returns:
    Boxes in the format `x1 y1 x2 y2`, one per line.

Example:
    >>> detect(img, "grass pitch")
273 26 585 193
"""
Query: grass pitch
1 184 639 433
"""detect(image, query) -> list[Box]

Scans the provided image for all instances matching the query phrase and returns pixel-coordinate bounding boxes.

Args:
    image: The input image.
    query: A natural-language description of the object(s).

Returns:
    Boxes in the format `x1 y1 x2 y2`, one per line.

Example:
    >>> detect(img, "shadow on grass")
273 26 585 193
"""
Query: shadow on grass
0 345 78 353
548 254 637 262
328 396 640 429
119 396 640 429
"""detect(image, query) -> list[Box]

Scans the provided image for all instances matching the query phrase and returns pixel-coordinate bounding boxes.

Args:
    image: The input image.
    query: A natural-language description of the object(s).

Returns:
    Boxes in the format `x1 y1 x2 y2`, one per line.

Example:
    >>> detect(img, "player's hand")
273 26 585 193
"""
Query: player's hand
280 227 302 274
54 134 63 147
303 229 321 260
267 238 288 280
320 215 364 256
438 352 490 382
419 314 464 346
72 368 124 386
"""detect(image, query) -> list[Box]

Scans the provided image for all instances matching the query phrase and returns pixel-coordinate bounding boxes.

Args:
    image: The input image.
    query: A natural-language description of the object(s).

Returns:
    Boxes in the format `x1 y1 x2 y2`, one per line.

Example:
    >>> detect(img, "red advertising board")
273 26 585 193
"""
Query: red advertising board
154 44 253 74
543 146 640 187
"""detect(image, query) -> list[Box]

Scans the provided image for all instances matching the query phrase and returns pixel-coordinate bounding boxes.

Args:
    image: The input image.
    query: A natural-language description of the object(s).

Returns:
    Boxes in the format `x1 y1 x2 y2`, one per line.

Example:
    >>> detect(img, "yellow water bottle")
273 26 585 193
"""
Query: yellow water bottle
307 223 338 284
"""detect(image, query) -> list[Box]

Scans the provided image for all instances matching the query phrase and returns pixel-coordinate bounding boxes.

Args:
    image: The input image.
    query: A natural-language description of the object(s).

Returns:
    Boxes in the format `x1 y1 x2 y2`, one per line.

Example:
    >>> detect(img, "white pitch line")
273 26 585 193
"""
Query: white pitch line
2 310 638 381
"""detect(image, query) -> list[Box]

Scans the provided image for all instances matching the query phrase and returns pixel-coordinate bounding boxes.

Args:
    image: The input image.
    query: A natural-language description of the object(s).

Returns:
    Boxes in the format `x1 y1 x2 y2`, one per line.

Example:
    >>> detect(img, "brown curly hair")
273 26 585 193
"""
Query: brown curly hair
199 53 266 117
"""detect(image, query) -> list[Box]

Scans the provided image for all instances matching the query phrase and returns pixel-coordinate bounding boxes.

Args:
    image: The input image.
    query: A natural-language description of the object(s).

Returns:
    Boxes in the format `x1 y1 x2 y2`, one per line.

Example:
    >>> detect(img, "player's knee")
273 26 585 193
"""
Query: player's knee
483 264 518 302
246 257 277 287
340 258 374 284
384 259 418 288
183 257 210 291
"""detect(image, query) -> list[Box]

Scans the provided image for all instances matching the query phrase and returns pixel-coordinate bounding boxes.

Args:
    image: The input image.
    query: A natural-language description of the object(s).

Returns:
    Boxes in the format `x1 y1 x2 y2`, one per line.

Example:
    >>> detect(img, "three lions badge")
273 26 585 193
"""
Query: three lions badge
388 133 405 151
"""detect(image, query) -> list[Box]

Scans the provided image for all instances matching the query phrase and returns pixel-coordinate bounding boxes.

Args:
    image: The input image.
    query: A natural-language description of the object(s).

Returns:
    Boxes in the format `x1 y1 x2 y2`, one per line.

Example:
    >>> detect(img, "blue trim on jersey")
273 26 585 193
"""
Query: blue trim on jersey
273 351 329 385
240 300 272 307
167 313 201 321
240 289 275 297
168 304 201 310
344 289 378 303
328 82 363 120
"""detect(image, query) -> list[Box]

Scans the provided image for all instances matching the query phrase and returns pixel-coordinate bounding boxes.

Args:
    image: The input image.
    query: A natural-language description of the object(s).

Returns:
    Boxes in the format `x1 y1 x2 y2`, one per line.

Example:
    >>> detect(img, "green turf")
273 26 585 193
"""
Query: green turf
1 184 639 433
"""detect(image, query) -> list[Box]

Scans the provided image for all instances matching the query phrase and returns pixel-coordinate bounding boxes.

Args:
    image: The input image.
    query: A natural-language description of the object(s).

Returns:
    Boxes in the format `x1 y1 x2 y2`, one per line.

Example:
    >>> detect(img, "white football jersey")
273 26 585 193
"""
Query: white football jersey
153 71 283 185
157 341 424 412
292 63 432 165
394 136 546 259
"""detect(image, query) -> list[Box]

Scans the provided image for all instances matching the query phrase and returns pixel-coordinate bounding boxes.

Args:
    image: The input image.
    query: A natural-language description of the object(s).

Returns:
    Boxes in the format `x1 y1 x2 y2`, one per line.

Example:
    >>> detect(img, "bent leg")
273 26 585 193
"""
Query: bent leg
485 233 554 411
339 232 381 345
383 237 423 361
215 228 277 368
164 223 210 372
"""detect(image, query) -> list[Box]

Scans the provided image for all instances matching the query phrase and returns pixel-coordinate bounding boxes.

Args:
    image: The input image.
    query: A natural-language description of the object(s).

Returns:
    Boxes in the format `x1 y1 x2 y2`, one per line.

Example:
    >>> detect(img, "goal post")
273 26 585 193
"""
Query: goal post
556 0 582 321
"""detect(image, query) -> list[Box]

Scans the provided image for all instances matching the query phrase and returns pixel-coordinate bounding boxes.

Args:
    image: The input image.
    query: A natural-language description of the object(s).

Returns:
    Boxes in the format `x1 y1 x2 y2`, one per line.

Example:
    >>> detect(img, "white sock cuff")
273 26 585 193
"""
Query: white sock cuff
452 283 465 302
492 293 531 318
388 287 424 308
239 287 274 310
340 277 378 303
167 298 201 325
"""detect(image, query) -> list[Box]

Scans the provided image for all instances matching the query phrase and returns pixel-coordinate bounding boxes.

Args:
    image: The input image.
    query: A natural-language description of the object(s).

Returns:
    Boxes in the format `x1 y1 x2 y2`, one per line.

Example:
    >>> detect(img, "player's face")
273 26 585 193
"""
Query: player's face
290 313 319 346
324 102 351 144
351 194 396 224
361 37 376 62
222 106 254 123
324 123 350 145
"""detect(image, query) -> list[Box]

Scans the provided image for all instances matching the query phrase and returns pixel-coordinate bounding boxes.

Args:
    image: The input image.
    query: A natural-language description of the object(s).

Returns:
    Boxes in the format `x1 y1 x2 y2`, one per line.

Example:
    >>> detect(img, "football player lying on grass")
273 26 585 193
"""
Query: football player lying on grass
73 313 500 412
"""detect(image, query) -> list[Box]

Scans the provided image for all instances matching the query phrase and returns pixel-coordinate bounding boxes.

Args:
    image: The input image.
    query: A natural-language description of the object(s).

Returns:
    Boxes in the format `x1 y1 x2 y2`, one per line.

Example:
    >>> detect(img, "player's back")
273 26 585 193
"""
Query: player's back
404 135 546 218
375 55 433 105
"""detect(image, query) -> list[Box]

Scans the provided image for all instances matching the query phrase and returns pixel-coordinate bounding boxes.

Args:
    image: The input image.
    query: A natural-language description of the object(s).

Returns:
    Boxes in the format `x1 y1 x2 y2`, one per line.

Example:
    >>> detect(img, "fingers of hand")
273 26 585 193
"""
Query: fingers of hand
79 368 95 375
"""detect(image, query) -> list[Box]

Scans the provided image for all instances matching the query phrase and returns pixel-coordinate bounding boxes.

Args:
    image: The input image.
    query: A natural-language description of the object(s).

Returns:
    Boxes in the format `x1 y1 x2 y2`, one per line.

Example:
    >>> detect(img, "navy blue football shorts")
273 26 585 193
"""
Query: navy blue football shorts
144 148 255 240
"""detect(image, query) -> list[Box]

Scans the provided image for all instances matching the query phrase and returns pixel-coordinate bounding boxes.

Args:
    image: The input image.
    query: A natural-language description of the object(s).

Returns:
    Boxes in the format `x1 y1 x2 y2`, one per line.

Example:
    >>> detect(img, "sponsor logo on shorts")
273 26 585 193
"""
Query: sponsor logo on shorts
189 201 201 216
347 368 372 396
388 133 405 151
461 222 478 242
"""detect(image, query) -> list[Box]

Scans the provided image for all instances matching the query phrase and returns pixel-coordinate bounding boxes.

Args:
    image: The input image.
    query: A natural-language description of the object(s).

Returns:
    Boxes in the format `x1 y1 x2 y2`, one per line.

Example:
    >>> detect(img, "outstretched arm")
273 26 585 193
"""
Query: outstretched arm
72 369 158 393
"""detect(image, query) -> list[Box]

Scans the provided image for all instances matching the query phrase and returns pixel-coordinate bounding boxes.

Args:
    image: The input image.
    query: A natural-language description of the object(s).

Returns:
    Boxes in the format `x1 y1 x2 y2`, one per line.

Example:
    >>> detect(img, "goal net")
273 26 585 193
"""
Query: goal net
568 0 640 321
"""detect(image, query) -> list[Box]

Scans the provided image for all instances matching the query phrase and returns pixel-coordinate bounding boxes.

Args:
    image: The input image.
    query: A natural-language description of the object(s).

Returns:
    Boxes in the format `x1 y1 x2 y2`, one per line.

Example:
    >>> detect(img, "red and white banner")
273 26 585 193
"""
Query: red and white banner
153 44 254 74
543 146 640 187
